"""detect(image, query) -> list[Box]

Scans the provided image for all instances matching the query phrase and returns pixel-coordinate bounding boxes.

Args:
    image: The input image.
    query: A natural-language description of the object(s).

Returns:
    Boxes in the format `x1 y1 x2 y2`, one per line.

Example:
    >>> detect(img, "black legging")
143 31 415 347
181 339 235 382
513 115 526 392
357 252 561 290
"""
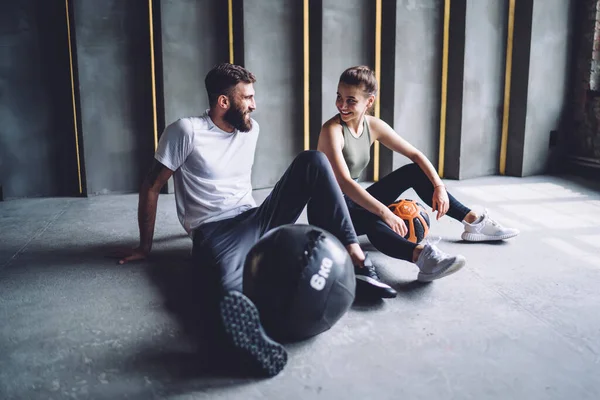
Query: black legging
343 163 471 262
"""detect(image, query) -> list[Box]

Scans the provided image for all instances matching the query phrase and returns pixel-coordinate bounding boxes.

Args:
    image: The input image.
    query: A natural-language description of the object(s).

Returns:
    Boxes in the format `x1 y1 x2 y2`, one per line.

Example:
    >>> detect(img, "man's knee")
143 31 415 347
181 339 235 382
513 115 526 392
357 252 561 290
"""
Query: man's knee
294 150 329 169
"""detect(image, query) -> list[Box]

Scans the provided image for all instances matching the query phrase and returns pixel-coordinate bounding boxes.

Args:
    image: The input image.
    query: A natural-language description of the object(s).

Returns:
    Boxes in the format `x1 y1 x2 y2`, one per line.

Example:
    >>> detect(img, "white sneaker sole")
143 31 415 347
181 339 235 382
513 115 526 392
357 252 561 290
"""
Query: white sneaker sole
461 231 519 242
417 256 466 282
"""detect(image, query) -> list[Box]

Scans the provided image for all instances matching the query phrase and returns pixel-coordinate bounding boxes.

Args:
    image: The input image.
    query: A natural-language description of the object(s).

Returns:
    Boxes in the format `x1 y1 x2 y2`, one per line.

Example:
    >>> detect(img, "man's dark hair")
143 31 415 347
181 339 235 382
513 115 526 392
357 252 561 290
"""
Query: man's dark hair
205 63 256 107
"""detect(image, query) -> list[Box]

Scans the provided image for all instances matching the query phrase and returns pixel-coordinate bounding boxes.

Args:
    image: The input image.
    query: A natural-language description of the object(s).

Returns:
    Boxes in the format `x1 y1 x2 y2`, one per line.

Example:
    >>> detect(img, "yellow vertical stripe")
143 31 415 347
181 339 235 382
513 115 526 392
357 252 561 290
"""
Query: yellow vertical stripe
373 0 382 182
438 0 450 178
148 0 158 150
65 0 83 194
228 0 234 64
499 0 515 175
303 0 310 151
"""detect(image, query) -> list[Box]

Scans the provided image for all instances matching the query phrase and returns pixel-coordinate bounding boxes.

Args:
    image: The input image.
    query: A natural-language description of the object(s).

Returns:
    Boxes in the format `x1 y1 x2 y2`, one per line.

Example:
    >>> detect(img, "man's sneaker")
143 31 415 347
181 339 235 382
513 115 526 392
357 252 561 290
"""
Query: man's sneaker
219 291 288 377
354 252 397 298
461 209 519 242
416 243 466 282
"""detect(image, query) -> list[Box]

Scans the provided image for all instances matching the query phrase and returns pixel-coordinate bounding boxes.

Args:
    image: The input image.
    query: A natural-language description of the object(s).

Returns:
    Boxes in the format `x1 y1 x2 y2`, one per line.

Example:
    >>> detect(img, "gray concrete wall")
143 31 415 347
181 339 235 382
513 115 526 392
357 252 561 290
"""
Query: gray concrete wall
522 0 574 176
160 0 228 126
0 0 582 200
392 0 443 171
458 0 507 179
74 0 154 195
243 0 304 189
0 1 78 199
322 0 375 181
322 0 375 121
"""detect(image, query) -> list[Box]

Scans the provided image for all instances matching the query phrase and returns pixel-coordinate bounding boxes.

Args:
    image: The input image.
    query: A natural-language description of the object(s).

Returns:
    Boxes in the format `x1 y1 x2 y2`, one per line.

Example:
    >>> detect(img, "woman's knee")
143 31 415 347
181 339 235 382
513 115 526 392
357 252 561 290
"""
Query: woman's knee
398 162 421 175
392 162 428 182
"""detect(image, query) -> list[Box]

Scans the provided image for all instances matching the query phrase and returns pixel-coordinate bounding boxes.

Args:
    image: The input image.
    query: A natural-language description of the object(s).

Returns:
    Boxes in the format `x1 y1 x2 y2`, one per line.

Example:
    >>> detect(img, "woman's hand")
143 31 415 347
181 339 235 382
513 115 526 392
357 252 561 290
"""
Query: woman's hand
382 209 408 237
432 185 450 220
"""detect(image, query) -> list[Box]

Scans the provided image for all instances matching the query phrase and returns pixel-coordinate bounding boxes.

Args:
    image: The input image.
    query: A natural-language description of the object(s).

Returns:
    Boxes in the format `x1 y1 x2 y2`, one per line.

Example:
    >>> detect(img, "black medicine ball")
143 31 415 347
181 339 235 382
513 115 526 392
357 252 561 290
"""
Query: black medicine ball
243 224 356 342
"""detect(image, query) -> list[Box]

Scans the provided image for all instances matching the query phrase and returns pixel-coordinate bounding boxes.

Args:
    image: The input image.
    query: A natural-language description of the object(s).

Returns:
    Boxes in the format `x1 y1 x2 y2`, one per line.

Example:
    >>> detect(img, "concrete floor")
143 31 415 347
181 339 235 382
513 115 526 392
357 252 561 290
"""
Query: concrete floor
1 173 600 399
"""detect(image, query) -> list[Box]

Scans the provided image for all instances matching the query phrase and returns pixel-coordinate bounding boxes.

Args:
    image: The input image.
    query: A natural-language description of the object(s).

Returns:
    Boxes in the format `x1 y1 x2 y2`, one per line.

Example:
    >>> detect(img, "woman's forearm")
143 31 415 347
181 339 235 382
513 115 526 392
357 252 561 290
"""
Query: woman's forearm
340 179 390 219
412 152 444 188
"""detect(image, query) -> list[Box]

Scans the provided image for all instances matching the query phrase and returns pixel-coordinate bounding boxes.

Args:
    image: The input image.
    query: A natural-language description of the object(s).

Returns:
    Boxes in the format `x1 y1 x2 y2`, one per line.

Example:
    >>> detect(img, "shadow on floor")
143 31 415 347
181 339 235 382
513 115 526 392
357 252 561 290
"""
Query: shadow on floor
440 238 510 246
14 236 404 390
119 244 280 384
141 253 273 381
138 250 325 386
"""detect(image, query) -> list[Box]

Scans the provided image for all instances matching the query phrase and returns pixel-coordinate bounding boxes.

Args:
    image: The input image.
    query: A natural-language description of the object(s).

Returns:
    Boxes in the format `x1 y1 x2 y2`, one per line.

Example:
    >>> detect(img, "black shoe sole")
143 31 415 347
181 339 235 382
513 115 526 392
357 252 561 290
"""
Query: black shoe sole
356 276 397 299
219 291 288 377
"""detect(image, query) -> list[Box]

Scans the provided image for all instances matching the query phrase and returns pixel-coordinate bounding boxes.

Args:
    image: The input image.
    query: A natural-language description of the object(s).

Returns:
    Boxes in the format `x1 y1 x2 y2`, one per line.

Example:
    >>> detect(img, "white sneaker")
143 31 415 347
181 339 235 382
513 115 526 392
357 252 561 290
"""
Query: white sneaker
416 242 466 282
461 209 519 242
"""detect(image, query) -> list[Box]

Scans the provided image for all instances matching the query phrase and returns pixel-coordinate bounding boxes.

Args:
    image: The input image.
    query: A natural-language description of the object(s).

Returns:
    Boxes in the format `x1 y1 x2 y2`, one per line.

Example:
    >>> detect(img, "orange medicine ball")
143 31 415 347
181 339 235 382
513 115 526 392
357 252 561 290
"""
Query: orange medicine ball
388 199 431 244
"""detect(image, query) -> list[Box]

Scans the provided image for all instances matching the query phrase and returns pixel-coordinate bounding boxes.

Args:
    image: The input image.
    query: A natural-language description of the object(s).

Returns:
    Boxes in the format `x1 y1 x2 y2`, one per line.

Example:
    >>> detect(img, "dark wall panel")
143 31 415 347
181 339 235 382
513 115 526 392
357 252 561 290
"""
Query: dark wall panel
566 0 600 174
0 1 78 199
392 0 443 171
308 0 324 151
74 0 154 195
160 0 228 126
377 0 397 178
443 0 466 179
243 0 304 188
505 0 533 177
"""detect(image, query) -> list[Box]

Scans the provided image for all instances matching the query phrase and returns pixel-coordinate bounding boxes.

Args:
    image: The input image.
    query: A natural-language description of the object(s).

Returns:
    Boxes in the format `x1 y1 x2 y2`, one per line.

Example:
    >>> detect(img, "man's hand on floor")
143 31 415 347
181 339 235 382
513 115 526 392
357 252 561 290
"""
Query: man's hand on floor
111 247 149 265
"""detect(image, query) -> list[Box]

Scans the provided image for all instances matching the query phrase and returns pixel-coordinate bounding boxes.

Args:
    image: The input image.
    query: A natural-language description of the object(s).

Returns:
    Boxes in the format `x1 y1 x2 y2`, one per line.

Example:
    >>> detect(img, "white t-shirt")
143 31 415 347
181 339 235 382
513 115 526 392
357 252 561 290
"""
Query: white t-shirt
154 111 259 233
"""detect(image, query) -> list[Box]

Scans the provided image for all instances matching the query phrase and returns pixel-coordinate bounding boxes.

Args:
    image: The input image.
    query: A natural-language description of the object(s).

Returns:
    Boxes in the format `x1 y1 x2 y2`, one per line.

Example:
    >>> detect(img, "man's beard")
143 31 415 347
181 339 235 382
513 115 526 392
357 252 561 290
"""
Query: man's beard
223 102 253 132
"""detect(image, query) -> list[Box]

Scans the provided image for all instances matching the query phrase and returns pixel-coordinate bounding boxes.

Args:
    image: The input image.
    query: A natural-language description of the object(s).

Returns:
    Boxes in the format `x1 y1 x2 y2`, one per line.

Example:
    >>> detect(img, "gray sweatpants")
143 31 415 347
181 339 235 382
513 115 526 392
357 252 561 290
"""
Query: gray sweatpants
191 150 358 293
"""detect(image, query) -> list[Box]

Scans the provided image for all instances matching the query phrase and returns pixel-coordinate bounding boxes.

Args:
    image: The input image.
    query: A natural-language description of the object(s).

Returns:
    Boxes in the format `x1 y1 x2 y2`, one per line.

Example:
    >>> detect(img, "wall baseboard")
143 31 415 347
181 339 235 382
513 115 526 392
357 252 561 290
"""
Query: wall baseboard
565 155 600 180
